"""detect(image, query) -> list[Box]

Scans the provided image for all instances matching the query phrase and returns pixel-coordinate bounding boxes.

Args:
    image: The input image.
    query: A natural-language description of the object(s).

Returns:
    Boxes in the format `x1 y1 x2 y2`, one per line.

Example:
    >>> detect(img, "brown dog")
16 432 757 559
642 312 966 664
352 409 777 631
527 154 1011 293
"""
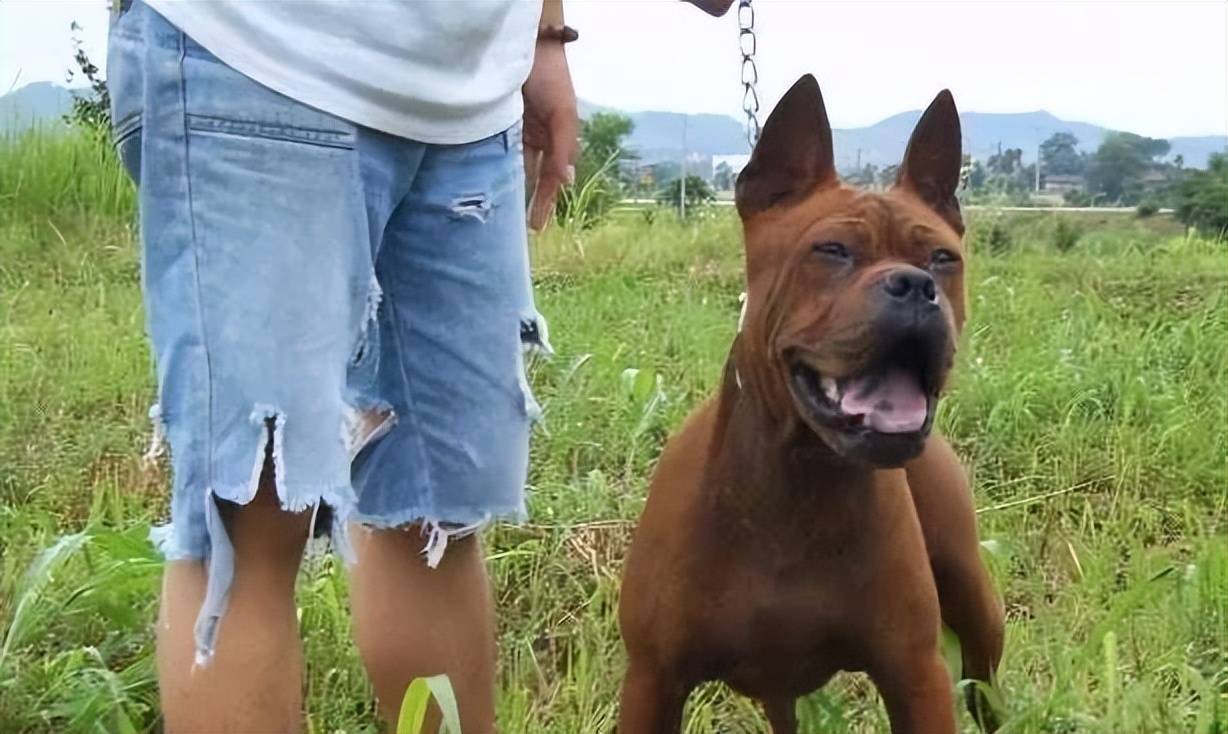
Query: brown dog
617 75 1004 734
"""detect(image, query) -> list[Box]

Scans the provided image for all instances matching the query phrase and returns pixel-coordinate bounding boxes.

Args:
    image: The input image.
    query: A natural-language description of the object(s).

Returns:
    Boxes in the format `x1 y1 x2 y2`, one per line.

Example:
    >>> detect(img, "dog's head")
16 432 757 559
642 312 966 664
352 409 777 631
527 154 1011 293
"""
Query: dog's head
734 75 966 468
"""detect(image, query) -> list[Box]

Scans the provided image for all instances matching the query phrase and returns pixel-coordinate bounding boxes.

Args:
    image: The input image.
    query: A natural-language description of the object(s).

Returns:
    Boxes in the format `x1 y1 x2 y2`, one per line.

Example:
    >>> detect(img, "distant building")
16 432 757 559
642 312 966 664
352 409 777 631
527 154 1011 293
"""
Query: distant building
627 160 683 193
1139 168 1170 191
1042 173 1085 194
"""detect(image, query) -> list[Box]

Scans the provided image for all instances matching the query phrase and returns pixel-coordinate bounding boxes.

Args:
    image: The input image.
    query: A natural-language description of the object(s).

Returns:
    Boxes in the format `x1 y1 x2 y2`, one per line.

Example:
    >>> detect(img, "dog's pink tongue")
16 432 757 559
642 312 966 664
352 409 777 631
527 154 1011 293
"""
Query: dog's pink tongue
840 369 928 433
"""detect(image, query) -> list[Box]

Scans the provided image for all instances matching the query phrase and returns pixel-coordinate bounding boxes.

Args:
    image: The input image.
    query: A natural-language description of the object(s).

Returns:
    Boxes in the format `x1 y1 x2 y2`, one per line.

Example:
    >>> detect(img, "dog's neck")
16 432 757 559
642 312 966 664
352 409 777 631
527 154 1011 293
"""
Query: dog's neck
704 341 880 540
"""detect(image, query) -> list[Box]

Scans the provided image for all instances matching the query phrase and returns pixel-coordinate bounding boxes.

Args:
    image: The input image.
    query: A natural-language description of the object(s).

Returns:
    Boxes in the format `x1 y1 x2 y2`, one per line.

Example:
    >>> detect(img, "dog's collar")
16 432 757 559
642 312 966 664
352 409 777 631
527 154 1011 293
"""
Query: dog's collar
734 292 747 390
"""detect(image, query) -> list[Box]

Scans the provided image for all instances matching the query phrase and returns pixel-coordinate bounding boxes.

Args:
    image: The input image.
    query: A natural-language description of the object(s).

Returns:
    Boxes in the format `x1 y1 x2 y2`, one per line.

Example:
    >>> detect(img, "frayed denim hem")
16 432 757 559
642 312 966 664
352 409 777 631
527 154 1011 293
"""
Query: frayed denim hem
352 503 527 568
149 482 356 668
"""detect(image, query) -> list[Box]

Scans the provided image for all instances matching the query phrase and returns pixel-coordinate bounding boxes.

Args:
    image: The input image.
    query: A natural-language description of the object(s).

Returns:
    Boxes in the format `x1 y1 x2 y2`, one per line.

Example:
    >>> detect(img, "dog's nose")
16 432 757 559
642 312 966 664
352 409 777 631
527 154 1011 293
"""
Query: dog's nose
882 267 937 304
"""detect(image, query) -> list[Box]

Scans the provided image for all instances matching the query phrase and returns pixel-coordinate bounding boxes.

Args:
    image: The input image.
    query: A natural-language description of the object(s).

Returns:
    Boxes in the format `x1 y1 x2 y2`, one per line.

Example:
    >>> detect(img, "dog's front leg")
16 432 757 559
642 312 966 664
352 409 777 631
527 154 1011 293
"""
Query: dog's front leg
617 660 690 734
905 435 1004 731
872 652 957 734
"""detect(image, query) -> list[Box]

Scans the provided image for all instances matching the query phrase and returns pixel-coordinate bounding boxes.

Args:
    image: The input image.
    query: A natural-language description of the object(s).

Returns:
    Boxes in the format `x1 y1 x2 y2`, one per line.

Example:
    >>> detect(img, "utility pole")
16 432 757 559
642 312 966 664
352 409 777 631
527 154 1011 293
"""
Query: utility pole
1033 126 1042 193
680 115 688 220
1035 142 1042 192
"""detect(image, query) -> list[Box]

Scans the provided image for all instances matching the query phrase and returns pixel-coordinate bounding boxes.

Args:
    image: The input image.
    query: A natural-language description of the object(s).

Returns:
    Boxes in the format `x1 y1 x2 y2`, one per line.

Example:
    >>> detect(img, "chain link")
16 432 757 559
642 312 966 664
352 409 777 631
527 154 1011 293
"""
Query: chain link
737 0 760 149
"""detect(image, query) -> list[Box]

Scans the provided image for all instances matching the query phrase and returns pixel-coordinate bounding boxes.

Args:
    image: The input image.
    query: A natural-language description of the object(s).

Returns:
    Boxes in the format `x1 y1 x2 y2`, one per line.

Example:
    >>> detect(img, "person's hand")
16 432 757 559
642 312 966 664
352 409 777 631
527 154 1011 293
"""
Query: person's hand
522 39 579 232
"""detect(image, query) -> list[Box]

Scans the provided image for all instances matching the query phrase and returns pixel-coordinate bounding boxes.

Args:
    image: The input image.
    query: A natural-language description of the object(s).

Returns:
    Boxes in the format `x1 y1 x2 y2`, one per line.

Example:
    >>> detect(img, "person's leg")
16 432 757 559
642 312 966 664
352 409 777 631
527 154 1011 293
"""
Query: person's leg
349 526 496 730
348 122 546 732
157 453 312 733
108 2 383 729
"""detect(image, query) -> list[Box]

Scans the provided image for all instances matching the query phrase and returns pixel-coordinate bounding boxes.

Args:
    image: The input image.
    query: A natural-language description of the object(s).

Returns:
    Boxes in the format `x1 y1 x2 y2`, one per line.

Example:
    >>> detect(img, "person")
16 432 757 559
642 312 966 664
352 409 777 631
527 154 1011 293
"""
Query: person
107 0 731 731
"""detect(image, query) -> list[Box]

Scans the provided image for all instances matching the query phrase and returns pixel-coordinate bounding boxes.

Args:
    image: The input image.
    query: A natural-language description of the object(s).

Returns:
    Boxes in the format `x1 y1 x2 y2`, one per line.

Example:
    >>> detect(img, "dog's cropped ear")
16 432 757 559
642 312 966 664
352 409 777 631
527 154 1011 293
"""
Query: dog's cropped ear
736 74 837 219
895 90 964 234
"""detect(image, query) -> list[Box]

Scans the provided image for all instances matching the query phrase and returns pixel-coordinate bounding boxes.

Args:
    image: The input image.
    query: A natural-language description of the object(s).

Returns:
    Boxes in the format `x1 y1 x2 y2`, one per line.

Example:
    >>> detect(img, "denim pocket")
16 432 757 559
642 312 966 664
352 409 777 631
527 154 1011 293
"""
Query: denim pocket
112 113 143 183
185 115 355 150
179 42 358 151
106 1 145 151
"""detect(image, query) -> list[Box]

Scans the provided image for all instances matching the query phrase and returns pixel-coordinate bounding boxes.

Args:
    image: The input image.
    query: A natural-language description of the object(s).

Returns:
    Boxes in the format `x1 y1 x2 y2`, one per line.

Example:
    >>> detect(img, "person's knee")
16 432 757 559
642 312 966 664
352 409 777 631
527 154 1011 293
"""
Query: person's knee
359 522 484 569
223 469 312 582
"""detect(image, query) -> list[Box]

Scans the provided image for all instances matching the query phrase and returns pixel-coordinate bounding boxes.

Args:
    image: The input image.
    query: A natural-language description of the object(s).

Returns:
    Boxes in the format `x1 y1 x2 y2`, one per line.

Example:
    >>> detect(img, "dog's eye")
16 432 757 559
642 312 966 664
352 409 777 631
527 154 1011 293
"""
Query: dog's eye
812 241 851 260
930 248 961 267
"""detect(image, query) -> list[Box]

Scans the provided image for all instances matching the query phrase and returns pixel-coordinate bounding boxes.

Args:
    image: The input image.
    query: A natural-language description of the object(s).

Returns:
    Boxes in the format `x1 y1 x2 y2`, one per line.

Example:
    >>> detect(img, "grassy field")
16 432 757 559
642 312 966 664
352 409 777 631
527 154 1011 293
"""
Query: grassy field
1 131 1225 733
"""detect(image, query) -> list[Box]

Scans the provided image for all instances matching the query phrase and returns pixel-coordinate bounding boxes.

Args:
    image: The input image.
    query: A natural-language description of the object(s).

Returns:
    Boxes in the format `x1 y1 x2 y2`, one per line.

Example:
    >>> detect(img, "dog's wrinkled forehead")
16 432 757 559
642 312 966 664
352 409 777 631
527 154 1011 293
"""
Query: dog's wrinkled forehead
816 190 963 257
740 186 963 281
736 74 965 256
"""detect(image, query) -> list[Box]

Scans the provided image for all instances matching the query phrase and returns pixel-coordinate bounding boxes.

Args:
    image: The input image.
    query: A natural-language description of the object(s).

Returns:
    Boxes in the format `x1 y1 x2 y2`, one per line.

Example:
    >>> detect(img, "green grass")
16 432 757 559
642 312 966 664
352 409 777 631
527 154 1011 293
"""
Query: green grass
1 130 1225 733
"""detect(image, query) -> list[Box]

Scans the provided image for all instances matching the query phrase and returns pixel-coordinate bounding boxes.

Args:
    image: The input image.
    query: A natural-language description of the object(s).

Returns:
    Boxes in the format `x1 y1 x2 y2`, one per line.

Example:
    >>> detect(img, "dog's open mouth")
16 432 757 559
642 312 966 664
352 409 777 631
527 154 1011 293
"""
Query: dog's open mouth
787 337 943 450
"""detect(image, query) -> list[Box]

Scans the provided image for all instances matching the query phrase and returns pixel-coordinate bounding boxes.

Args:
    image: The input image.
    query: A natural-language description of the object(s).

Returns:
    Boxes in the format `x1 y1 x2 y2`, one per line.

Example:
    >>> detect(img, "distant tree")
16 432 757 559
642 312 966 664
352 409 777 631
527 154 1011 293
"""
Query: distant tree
1173 152 1228 236
1063 189 1093 206
656 175 715 212
1039 132 1085 176
877 164 900 189
845 163 880 187
651 160 682 185
556 111 635 227
1020 163 1038 191
975 148 1034 196
65 22 109 134
1135 135 1171 159
986 148 1024 176
967 160 987 190
1086 132 1171 204
579 112 636 180
713 161 734 191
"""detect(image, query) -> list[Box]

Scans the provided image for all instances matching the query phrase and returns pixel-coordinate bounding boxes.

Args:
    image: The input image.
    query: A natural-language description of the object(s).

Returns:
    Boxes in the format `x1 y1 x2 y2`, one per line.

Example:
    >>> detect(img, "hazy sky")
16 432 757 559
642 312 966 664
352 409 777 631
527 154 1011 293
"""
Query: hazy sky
3 1 1226 138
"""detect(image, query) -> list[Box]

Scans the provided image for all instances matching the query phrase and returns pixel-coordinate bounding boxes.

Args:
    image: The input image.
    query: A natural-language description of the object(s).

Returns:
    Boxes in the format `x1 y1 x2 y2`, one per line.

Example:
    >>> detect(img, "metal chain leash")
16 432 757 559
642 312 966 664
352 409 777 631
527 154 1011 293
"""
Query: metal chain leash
738 0 760 149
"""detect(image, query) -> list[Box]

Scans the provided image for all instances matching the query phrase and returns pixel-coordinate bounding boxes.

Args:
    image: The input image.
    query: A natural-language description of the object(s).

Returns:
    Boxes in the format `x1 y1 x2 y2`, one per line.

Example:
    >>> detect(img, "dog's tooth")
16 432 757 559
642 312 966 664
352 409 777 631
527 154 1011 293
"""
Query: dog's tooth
821 377 839 401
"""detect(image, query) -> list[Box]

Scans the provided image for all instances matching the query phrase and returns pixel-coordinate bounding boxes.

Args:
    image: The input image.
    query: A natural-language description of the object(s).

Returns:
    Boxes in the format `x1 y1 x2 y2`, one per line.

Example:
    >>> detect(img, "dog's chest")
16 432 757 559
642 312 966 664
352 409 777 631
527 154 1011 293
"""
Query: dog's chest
693 549 875 693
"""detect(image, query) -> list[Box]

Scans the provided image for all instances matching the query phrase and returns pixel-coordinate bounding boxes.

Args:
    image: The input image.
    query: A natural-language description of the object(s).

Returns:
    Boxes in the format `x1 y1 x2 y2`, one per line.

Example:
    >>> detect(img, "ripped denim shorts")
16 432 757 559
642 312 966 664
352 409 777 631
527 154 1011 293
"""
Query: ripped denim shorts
108 0 548 664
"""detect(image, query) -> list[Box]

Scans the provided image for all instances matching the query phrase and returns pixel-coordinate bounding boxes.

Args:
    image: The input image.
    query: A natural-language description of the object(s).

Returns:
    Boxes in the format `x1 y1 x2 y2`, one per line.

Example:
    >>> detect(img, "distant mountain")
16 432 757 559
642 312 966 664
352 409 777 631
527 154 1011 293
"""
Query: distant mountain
1167 136 1228 169
841 109 1225 170
0 81 74 132
4 83 1223 169
577 100 748 163
599 111 748 161
839 109 1111 169
582 100 1226 171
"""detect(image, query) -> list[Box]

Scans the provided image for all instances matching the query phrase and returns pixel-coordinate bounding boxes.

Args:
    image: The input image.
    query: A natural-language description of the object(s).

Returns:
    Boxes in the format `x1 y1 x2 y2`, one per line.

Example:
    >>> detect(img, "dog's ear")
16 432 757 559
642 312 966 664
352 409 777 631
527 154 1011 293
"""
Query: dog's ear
895 90 964 234
736 74 836 219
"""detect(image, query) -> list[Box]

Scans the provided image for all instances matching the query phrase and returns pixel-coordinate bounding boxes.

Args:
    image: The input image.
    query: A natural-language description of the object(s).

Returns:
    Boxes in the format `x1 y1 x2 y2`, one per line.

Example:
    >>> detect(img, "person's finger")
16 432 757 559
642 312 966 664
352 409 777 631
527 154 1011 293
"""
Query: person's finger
529 166 565 232
524 144 543 224
554 104 580 168
529 155 575 232
529 109 578 231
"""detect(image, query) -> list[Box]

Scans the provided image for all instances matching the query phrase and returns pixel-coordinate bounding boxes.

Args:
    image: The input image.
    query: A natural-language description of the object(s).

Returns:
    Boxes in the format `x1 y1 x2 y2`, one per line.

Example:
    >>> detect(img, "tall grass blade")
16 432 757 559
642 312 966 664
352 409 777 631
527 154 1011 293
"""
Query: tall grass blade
426 674 462 734
396 677 431 734
1 530 90 666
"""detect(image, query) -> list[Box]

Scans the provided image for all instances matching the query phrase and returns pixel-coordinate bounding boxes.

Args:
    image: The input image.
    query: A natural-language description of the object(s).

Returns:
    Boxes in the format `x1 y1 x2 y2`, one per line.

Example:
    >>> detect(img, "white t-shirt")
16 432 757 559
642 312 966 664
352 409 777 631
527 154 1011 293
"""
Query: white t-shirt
145 0 543 144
